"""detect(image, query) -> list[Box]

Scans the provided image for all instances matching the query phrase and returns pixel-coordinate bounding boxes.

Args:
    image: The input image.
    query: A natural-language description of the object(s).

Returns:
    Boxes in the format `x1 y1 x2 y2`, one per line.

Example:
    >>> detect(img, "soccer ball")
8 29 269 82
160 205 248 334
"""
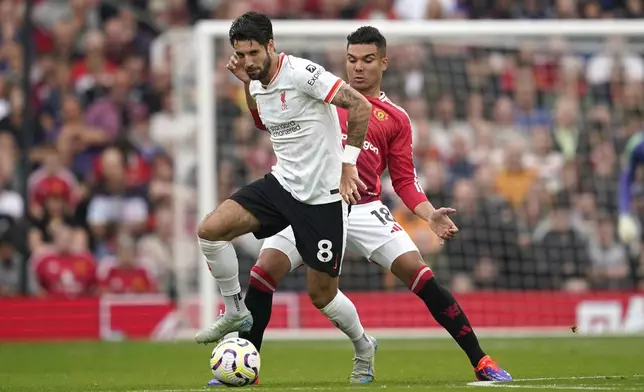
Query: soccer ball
210 337 261 387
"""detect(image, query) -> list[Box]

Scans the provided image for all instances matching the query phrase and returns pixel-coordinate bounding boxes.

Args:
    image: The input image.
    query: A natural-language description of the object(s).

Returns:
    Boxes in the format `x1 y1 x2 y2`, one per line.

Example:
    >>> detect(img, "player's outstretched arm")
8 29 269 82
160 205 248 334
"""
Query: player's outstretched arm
387 111 457 240
330 84 371 204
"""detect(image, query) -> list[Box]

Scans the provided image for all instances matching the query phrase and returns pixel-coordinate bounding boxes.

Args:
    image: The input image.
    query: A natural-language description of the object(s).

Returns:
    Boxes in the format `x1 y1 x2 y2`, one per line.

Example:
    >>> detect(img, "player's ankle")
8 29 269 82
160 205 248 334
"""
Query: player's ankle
352 334 372 357
221 293 247 317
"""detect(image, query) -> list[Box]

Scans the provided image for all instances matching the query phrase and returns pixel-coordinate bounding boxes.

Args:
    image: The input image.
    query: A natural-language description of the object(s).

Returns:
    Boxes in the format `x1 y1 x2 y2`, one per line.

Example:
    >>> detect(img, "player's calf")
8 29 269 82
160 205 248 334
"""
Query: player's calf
390 252 487 368
239 249 292 351
195 200 260 344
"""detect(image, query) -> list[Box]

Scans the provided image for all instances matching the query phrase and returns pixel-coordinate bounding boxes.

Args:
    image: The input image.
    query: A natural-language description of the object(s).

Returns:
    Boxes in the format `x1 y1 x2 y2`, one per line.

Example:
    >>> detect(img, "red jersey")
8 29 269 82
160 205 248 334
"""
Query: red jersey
337 92 427 211
98 257 157 294
31 250 97 298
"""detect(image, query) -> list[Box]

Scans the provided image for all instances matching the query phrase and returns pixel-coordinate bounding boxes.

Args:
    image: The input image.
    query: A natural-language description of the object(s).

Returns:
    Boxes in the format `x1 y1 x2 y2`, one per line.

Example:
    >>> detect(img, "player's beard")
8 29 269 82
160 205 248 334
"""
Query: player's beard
248 53 272 82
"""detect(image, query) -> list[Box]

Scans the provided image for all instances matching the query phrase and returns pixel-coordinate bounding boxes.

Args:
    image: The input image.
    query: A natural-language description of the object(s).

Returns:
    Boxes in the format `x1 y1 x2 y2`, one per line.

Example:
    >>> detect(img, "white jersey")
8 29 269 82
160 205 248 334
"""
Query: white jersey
249 53 345 205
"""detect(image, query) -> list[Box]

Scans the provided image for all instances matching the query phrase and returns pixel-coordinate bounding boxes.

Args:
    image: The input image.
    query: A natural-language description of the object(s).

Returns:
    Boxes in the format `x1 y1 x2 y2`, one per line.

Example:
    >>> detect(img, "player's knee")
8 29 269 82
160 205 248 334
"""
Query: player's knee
390 251 433 291
248 265 278 293
255 249 291 286
308 288 337 309
198 215 223 241
306 272 338 309
198 200 259 241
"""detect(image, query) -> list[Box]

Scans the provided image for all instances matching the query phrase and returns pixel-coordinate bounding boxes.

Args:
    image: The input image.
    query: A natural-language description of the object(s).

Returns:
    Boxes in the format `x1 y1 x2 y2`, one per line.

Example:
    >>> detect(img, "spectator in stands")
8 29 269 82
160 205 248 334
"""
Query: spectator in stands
0 228 22 297
27 170 88 254
0 84 27 150
588 212 630 289
71 30 117 102
149 91 196 155
492 96 523 145
586 37 644 91
86 146 148 256
533 193 589 291
623 0 644 18
56 94 111 177
99 234 157 294
137 204 173 292
524 126 564 192
551 96 584 161
469 122 504 168
27 144 78 218
29 222 97 298
430 94 473 158
495 138 538 208
445 179 503 289
447 133 476 182
513 69 551 132
584 140 619 214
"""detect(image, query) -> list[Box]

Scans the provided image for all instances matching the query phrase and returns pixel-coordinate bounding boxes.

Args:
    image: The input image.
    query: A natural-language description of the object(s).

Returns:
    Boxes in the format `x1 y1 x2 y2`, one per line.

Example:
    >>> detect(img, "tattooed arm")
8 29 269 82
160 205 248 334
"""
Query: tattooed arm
329 84 370 204
330 84 372 151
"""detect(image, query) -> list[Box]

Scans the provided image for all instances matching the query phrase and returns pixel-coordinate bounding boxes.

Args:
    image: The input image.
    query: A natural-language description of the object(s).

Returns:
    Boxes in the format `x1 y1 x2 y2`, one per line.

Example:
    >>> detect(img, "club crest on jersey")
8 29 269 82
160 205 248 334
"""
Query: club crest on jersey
373 108 388 121
280 91 288 111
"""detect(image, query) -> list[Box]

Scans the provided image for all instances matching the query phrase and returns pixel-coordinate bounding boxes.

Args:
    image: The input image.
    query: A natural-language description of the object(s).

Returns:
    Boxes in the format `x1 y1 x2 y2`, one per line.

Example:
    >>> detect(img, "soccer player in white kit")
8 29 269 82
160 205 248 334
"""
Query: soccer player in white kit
212 26 512 386
195 12 378 373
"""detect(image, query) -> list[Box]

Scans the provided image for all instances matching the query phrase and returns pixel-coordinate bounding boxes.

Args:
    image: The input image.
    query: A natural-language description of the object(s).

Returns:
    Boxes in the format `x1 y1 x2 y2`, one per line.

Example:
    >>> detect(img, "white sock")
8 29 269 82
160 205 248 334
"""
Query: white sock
319 290 372 357
199 238 247 317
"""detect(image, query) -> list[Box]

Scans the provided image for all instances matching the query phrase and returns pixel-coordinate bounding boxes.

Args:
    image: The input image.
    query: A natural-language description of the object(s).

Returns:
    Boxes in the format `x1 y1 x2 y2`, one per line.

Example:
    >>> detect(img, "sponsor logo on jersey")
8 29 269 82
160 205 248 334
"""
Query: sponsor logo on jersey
341 134 380 155
280 91 288 111
307 69 323 86
363 140 379 154
373 108 389 121
306 64 317 73
268 121 302 137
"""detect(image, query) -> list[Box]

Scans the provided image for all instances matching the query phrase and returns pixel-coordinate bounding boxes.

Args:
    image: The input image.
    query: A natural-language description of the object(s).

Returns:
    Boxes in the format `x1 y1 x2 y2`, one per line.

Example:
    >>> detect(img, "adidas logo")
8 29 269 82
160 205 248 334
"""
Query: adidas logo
390 224 403 233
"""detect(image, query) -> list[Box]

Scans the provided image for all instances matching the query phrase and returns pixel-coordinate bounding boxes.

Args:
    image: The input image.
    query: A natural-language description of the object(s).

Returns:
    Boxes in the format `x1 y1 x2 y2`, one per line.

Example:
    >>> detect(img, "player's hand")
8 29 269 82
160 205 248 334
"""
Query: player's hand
428 207 459 241
226 54 250 84
340 163 367 205
618 214 640 244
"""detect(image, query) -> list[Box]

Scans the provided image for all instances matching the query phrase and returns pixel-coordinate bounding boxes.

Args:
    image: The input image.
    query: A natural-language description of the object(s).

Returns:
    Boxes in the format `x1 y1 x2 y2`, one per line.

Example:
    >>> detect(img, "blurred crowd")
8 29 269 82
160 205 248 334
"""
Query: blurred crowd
1 0 644 299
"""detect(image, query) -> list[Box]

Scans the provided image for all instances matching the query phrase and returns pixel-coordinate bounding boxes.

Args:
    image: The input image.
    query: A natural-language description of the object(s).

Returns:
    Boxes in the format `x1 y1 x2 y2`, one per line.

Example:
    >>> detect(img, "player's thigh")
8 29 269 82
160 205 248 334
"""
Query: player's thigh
370 235 425 286
346 201 409 260
198 199 261 241
203 175 289 242
258 227 304 283
289 200 349 278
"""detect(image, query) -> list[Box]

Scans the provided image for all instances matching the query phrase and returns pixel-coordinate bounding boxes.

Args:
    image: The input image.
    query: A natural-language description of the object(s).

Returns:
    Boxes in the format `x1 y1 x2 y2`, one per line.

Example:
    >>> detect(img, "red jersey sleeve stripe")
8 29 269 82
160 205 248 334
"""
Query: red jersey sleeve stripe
324 79 344 103
249 109 267 131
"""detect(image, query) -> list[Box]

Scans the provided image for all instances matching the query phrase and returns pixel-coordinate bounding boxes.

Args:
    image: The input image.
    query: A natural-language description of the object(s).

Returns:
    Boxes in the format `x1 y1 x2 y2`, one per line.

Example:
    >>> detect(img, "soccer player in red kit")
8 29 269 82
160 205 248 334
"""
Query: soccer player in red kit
209 26 512 386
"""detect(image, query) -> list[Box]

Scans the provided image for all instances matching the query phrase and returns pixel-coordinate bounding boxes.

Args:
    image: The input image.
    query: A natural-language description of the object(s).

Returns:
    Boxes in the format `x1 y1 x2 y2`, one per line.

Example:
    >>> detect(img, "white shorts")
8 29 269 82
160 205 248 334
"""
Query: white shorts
260 201 419 271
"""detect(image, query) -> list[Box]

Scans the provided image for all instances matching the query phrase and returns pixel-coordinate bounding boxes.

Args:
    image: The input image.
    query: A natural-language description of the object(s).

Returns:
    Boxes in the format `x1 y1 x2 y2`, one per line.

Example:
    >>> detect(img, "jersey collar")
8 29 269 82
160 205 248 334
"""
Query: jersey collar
262 53 286 89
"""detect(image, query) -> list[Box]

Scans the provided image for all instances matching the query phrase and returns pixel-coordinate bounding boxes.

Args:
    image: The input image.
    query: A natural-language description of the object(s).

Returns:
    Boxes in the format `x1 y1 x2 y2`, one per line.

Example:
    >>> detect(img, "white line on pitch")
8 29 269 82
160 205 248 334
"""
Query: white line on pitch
467 374 644 390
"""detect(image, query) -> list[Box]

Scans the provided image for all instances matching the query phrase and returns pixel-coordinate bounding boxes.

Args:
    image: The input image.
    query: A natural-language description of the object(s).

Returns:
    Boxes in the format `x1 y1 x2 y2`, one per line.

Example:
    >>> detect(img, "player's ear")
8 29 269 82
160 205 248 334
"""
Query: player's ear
381 56 388 72
266 39 275 53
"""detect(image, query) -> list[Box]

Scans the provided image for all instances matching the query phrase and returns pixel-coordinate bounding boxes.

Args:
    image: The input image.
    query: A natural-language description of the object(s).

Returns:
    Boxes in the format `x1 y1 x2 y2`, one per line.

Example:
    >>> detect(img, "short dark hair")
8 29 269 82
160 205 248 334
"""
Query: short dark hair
229 12 274 48
346 26 387 54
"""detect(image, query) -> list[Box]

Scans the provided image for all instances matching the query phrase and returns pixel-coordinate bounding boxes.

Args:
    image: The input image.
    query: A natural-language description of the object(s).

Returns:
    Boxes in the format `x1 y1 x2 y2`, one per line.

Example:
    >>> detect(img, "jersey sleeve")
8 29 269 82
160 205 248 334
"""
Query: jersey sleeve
249 109 267 131
619 136 644 214
290 59 344 103
388 115 428 211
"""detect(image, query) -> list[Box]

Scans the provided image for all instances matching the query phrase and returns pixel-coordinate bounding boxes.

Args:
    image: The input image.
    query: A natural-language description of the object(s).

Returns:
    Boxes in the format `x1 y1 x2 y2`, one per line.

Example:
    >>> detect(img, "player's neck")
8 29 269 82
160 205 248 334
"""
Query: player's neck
260 52 280 86
357 85 381 98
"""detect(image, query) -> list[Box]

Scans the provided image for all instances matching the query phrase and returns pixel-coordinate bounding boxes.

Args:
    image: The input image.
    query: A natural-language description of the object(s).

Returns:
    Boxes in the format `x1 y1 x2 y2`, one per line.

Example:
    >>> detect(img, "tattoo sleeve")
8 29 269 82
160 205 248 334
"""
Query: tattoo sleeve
330 84 372 149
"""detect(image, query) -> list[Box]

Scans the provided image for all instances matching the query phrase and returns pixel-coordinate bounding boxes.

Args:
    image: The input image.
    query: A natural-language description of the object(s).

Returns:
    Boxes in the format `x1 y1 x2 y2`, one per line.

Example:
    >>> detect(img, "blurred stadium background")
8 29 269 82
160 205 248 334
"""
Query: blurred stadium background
1 0 644 342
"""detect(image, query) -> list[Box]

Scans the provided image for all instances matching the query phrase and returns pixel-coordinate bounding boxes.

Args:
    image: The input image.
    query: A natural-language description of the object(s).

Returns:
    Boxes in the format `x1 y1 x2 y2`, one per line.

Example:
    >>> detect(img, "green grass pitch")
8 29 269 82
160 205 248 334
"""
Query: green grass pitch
1 337 643 391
